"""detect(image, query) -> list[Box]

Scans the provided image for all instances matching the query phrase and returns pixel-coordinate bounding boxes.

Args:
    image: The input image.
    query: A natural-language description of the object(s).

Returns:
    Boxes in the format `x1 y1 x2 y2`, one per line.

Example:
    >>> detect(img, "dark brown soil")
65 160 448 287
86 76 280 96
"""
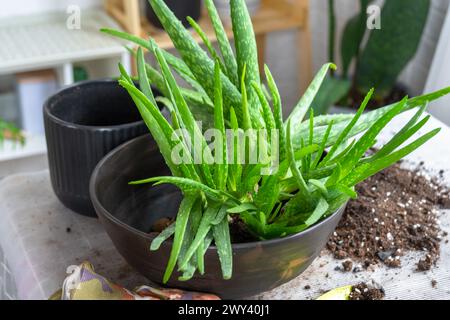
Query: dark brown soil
349 283 385 300
342 260 353 272
229 216 258 244
152 218 174 233
327 162 450 271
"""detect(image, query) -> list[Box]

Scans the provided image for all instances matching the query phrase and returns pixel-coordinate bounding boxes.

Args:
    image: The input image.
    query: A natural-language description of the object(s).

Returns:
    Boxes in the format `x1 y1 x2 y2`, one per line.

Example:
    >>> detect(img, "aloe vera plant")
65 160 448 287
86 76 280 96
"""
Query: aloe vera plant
102 0 450 283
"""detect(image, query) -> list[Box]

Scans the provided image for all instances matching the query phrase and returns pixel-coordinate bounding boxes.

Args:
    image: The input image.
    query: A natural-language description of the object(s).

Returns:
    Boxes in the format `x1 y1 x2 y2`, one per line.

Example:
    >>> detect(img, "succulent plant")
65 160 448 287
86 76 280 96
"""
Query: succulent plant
316 0 430 113
102 0 450 283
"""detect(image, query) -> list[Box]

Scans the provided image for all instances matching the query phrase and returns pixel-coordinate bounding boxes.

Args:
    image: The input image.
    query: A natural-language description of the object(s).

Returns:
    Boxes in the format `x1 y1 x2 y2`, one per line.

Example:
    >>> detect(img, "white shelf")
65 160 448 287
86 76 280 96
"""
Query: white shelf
0 10 130 84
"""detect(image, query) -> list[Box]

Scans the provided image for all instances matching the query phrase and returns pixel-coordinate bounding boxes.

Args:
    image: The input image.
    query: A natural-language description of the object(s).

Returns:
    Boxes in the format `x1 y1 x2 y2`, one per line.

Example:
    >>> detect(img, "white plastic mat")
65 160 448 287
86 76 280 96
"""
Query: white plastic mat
0 111 449 300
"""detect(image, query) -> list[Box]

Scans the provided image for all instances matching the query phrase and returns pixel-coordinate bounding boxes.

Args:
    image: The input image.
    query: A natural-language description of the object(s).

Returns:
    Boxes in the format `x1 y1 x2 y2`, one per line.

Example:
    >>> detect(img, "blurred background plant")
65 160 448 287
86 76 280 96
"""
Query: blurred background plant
314 0 431 115
0 118 25 146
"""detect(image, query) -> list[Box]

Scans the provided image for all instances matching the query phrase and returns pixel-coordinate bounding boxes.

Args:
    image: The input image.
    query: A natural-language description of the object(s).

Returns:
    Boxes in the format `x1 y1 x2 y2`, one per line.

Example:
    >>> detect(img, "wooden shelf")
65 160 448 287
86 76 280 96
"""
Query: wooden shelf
104 0 312 91
145 0 306 50
105 0 307 49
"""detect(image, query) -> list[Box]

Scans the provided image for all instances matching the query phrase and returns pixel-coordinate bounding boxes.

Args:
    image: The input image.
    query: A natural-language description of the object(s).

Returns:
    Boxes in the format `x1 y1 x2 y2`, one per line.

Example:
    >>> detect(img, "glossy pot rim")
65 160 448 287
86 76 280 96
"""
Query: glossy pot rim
90 135 346 250
44 79 144 131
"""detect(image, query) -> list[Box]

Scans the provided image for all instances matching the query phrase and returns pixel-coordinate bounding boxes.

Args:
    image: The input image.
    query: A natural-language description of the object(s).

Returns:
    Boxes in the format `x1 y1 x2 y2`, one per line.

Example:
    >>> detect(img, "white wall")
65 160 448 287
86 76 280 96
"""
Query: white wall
0 0 101 19
310 0 450 96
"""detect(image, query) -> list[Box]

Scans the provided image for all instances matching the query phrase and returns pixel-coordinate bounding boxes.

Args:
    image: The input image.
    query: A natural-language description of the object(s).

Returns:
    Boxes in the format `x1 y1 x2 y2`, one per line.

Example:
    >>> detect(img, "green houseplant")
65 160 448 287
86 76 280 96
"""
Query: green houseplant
0 118 24 146
102 0 450 285
315 0 431 114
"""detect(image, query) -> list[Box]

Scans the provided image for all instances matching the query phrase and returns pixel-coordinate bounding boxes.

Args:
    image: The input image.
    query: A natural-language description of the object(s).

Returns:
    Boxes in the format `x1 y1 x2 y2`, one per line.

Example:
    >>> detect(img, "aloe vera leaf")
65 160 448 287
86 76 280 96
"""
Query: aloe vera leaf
179 205 220 271
204 0 238 86
182 229 215 278
228 107 242 191
252 81 276 133
137 48 157 106
306 109 314 169
118 80 181 177
265 65 286 161
101 28 150 49
334 184 357 199
119 80 198 180
129 176 235 202
196 240 205 275
187 17 226 71
148 0 242 117
326 163 342 187
339 97 407 178
150 223 176 251
255 176 281 217
304 197 329 227
286 120 310 198
156 97 175 113
240 65 253 130
311 76 351 115
311 121 334 169
213 214 233 279
213 62 228 191
179 230 214 278
301 86 450 147
230 0 263 128
286 63 336 130
178 201 203 281
321 88 374 165
342 128 440 186
277 144 320 179
307 114 353 129
162 195 197 283
280 164 337 193
365 105 428 162
153 46 216 188
103 27 219 105
227 203 257 215
308 179 328 197
211 205 230 226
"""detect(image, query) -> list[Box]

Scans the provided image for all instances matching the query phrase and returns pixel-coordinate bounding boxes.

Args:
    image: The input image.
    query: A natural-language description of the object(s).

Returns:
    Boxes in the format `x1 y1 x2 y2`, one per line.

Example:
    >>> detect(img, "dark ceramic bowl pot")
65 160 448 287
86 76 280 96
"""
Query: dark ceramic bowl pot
146 0 201 29
44 80 152 217
90 134 346 299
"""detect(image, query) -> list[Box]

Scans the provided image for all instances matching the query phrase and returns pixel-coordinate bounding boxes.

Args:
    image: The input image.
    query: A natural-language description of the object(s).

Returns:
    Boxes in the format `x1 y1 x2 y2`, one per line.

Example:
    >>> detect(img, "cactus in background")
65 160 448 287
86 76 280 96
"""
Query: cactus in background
355 0 430 97
315 0 430 114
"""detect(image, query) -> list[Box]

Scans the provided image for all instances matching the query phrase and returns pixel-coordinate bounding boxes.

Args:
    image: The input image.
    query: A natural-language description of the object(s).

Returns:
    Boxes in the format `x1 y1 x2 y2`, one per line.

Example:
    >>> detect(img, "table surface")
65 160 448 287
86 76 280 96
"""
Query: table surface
1 111 450 300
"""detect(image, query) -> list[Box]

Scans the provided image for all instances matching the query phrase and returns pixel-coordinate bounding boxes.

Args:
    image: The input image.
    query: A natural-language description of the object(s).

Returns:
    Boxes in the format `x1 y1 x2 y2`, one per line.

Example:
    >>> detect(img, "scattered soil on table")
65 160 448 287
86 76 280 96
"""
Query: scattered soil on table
349 283 385 300
327 162 450 271
342 260 353 272
431 279 438 288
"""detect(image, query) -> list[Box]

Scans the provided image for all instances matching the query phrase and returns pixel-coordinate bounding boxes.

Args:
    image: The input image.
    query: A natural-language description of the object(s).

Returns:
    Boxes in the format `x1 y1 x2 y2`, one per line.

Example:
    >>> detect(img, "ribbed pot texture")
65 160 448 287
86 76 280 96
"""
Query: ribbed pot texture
43 80 150 217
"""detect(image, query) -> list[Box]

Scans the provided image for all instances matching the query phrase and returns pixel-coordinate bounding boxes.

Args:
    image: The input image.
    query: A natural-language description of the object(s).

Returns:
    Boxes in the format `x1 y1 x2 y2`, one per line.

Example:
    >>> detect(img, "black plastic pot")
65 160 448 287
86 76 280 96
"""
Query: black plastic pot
90 135 346 299
44 80 154 217
146 0 201 29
